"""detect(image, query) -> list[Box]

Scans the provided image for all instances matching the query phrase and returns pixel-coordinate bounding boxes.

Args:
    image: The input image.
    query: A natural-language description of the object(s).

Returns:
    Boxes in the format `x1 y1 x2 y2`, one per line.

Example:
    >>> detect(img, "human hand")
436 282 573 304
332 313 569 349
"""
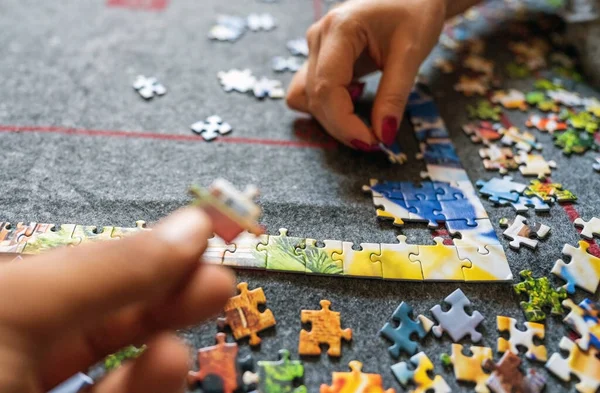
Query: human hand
0 208 235 393
286 0 447 150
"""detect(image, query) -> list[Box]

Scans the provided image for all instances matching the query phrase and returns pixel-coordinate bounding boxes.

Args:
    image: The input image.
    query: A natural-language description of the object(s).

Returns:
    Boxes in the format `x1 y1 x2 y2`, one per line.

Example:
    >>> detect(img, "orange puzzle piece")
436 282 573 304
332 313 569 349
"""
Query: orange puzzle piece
320 361 395 393
218 282 276 346
187 333 241 393
299 300 352 357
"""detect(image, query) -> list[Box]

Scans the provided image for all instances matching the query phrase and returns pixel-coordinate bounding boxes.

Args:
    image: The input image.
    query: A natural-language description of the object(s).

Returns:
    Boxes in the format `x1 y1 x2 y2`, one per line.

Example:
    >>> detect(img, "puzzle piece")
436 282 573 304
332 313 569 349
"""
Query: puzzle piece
187 333 254 393
208 15 246 42
484 352 546 393
391 352 450 393
132 75 166 99
463 55 494 76
562 298 600 352
0 222 50 253
476 176 527 203
479 144 518 174
564 111 599 133
514 152 556 178
454 75 488 96
514 270 567 322
456 243 513 282
406 199 446 228
499 215 550 250
299 300 352 357
272 56 303 73
297 238 343 275
534 78 563 91
48 373 94 393
430 288 484 342
410 237 471 281
499 126 542 152
256 349 306 393
506 62 530 78
222 232 268 269
574 217 600 240
436 197 487 226
525 91 544 105
509 195 550 213
491 89 528 111
547 89 583 107
536 99 560 113
204 236 234 265
218 69 256 93
258 228 307 273
379 141 407 164
287 38 308 56
189 179 264 243
462 121 502 144
191 115 232 141
217 282 276 346
433 58 455 74
109 221 148 239
554 129 598 155
375 235 423 280
583 97 600 117
379 302 433 358
545 336 600 393
441 344 492 393
497 316 546 362
525 179 577 203
593 157 600 172
525 114 568 133
253 77 285 99
320 361 395 393
338 242 382 278
551 241 600 294
21 224 80 254
247 13 276 31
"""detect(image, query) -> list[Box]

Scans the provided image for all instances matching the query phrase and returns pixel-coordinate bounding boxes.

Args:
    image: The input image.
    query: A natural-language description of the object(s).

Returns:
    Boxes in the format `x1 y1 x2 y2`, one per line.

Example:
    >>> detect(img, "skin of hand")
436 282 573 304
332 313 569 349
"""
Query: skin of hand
0 208 236 393
286 0 477 151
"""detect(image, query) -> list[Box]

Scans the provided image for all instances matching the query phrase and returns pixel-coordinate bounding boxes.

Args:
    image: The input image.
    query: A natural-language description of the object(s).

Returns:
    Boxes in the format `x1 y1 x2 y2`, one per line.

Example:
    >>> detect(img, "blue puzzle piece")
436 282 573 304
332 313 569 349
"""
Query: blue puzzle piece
400 182 438 201
406 199 446 228
48 373 93 393
432 181 465 201
476 176 527 203
436 199 479 225
509 196 551 213
379 302 431 358
421 142 462 168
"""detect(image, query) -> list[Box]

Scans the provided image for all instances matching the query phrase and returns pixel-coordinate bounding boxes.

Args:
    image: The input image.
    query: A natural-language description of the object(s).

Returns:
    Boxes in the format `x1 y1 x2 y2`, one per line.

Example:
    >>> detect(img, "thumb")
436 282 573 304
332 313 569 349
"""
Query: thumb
371 42 422 146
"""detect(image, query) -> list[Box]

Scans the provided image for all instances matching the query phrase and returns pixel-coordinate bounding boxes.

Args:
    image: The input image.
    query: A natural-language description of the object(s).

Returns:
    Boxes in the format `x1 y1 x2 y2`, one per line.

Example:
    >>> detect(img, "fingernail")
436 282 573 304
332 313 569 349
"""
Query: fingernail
351 139 380 152
154 208 210 247
381 116 398 146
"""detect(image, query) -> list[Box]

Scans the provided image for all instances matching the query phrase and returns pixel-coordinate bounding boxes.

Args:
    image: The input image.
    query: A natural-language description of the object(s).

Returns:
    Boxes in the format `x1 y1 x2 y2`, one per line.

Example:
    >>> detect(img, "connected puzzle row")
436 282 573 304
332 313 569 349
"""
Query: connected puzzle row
0 220 513 282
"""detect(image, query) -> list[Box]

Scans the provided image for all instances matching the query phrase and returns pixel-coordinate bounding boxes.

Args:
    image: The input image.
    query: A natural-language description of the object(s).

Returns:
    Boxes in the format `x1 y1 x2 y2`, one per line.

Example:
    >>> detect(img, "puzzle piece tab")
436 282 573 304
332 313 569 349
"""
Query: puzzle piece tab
499 215 550 250
218 282 276 346
391 352 450 393
497 316 547 362
299 300 352 357
379 302 433 358
514 152 556 179
545 336 600 393
320 361 395 393
430 288 484 342
514 270 567 322
551 241 600 294
442 344 492 393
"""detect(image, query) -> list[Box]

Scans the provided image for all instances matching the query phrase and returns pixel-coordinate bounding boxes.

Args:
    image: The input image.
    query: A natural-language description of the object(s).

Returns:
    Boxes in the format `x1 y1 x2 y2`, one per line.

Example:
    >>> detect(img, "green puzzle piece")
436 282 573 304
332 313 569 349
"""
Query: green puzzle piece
525 91 545 105
537 100 559 112
467 100 502 121
258 349 307 393
514 270 567 322
506 62 530 79
563 111 599 133
534 78 562 91
554 129 598 154
104 345 146 371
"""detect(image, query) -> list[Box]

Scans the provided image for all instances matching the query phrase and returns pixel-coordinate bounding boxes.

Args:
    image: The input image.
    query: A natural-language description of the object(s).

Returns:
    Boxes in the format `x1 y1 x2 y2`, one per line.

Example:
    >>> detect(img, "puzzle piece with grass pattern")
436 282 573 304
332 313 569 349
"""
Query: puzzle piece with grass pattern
467 100 502 121
514 270 567 322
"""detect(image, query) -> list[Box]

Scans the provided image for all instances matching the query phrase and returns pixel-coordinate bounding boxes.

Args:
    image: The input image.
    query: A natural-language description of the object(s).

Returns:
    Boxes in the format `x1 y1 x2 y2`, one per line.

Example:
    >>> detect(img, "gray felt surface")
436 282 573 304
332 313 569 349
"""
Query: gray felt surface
1 1 599 392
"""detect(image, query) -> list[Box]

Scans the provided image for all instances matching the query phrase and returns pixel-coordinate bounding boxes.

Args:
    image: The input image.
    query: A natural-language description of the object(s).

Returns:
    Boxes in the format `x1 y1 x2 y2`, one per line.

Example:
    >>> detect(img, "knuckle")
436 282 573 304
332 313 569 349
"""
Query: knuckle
305 24 320 46
309 79 333 103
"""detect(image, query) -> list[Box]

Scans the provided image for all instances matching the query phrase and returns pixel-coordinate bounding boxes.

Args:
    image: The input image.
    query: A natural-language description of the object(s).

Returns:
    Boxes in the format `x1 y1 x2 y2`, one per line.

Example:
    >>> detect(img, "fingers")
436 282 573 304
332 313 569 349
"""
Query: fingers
90 333 188 393
371 33 422 147
0 207 218 333
286 64 309 113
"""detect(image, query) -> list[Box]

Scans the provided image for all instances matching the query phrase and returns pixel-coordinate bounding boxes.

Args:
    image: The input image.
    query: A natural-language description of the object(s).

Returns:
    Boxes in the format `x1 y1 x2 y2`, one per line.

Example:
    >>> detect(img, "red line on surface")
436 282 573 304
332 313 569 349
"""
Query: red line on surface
313 0 322 21
106 0 169 11
0 124 337 149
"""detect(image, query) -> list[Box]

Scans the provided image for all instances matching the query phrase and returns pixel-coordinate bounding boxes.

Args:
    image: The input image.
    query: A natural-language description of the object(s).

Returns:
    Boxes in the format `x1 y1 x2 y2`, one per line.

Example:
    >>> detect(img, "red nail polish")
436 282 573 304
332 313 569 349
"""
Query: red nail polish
381 116 398 146
351 139 380 152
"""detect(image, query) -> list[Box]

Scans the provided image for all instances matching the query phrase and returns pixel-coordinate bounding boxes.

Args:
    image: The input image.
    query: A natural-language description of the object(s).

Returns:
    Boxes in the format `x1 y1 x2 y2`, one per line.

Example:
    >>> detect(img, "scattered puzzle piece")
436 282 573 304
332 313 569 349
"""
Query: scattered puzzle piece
272 56 303 73
476 176 527 203
132 75 166 99
191 115 232 141
441 344 492 393
256 349 306 393
467 100 502 121
536 99 560 113
574 217 600 240
463 121 502 144
209 15 246 42
555 129 598 155
218 69 257 93
455 75 488 96
247 13 276 31
491 89 527 111
525 179 577 203
525 91 544 105
391 352 450 393
514 270 567 322
499 126 542 152
187 333 254 393
299 300 352 357
409 237 471 281
506 62 530 78
497 316 547 362
287 38 308 56
430 288 484 342
593 157 600 172
379 302 433 358
551 241 600 294
499 215 550 250
547 89 583 107
320 361 395 393
218 282 276 346
545 336 600 393
463 55 494 76
253 77 285 99
509 195 550 213
514 152 556 178
525 114 567 133
562 298 600 351
479 144 518 174
564 111 599 133
433 58 455 74
484 352 546 393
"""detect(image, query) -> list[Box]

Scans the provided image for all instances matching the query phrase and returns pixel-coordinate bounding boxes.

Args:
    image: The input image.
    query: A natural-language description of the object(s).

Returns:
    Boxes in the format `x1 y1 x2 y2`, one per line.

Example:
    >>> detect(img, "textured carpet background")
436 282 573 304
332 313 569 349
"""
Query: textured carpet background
0 1 599 392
